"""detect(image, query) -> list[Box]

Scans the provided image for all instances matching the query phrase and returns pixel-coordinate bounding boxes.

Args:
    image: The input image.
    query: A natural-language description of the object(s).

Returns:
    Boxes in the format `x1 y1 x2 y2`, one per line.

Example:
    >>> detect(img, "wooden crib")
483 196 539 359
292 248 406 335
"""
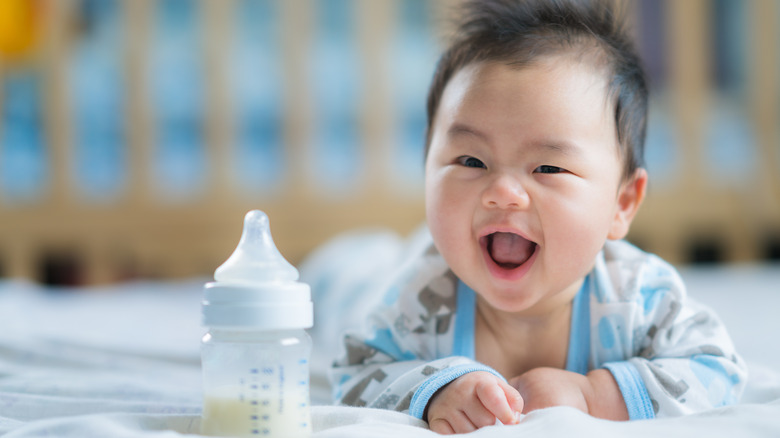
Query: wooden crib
0 0 777 286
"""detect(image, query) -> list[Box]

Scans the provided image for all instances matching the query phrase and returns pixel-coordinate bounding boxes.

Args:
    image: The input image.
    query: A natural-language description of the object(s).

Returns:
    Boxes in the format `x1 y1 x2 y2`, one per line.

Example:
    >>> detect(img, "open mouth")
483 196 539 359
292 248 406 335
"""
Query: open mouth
483 232 537 270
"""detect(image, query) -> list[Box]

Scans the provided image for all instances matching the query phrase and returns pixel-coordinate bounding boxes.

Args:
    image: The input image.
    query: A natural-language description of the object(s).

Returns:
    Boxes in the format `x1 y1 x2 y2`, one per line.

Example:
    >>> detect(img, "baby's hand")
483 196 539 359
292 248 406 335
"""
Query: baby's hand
509 367 589 414
427 371 523 434
508 367 628 420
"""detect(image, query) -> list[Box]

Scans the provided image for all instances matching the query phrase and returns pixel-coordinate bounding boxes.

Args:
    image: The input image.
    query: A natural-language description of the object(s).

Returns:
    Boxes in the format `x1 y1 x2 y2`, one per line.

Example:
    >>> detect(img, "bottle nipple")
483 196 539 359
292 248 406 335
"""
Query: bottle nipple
214 210 298 284
203 210 313 329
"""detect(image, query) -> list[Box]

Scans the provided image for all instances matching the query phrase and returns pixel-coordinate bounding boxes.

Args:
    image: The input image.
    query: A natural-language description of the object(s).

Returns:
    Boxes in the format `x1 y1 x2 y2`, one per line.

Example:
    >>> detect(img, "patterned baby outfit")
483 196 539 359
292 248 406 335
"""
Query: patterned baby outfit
331 236 747 420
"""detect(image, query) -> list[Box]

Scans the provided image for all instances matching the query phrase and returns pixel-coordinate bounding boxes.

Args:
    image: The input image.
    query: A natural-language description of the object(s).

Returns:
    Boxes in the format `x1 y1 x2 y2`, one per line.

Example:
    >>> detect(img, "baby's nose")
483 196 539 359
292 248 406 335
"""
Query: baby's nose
482 175 530 210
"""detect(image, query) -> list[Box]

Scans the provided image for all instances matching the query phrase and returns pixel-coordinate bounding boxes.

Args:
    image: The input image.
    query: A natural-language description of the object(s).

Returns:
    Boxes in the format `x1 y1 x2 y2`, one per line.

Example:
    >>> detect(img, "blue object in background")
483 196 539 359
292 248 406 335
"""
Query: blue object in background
391 0 438 189
705 0 756 186
69 0 126 202
635 0 678 188
0 72 48 204
148 0 208 202
712 0 747 94
705 103 757 187
643 102 680 188
309 0 362 194
230 0 285 196
636 0 668 90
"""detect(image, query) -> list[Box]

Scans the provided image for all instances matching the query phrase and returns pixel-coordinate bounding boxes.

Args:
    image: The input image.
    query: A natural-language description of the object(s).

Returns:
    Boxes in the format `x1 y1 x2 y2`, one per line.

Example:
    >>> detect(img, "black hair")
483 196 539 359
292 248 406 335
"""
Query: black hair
424 0 648 180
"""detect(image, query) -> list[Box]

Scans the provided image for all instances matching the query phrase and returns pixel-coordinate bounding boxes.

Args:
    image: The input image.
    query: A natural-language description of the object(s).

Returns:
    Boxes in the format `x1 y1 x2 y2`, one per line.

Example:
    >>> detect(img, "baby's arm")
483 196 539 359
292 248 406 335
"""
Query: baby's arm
332 333 478 412
333 327 511 417
509 367 629 420
427 371 523 434
591 246 748 418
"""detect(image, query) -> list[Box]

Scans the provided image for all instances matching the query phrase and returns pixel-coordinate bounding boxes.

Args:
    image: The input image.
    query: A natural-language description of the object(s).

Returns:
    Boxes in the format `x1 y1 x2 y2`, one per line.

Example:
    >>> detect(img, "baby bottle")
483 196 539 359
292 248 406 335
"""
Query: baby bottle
201 210 313 438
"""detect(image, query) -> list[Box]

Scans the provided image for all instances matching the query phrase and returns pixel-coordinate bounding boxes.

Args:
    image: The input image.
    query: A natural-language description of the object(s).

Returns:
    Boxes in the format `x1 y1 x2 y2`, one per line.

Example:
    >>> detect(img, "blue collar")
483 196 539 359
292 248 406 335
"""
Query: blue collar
453 276 591 375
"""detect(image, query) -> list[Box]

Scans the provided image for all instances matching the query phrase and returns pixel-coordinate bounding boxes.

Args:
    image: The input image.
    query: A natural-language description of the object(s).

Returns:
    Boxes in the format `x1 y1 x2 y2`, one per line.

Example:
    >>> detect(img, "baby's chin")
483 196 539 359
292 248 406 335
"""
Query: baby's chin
474 276 581 318
472 279 542 314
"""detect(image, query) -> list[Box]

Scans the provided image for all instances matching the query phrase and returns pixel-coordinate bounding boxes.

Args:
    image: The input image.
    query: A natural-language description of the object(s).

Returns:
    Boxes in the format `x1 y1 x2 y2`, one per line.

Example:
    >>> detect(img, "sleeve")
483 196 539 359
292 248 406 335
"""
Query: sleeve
330 264 505 419
594 249 748 419
331 334 501 418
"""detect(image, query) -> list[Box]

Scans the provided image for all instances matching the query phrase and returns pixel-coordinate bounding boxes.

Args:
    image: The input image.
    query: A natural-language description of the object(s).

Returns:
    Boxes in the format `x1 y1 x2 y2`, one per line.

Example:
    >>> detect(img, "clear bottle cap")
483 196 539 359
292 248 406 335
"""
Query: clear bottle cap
202 210 313 329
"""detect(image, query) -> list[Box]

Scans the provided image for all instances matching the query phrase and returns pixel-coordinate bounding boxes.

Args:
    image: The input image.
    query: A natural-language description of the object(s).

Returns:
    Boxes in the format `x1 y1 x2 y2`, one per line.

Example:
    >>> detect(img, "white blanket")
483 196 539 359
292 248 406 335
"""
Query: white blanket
1 229 779 437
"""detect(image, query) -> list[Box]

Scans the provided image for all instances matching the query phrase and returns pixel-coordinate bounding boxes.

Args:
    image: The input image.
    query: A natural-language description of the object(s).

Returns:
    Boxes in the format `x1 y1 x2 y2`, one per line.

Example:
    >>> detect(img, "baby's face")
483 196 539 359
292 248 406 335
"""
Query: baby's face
425 57 632 315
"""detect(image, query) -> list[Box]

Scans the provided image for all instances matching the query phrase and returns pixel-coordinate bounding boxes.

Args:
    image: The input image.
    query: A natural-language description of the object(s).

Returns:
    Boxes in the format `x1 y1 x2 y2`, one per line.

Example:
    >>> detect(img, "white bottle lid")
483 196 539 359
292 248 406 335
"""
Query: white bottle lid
202 210 313 330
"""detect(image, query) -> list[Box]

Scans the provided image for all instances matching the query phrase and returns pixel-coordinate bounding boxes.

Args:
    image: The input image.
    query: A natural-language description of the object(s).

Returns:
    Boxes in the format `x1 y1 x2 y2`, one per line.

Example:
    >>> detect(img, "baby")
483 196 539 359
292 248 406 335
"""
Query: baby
332 0 746 433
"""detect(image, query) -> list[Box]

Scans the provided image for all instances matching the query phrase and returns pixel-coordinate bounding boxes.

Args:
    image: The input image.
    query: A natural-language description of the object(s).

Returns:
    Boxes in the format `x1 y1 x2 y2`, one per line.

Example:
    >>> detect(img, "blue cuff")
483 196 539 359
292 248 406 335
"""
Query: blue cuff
409 363 504 420
603 361 655 420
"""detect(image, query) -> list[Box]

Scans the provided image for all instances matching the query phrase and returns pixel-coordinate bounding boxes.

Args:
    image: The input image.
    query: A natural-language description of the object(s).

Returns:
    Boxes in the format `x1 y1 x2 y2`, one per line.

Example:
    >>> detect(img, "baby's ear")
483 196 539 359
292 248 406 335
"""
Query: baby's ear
607 168 648 240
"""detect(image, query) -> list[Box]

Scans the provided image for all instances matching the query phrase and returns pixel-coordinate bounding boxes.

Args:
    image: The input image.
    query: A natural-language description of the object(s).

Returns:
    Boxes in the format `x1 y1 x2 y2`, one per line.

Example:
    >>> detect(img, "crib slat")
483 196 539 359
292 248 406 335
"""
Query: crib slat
124 0 154 206
747 0 780 223
202 0 233 202
42 0 73 206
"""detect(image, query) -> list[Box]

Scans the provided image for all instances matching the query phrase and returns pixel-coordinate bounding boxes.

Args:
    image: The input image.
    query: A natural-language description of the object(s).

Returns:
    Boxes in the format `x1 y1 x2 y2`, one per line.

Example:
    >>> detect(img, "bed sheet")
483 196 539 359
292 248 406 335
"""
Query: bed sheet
0 229 779 437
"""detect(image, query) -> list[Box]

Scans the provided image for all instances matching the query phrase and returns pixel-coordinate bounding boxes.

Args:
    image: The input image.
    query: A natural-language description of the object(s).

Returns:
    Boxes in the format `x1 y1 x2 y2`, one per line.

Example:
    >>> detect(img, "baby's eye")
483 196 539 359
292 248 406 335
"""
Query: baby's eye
457 156 487 169
534 165 565 174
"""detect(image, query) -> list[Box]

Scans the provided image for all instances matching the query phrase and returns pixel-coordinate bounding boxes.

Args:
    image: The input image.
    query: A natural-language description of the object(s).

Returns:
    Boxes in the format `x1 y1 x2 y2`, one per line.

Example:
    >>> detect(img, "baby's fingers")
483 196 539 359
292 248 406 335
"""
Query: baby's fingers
475 380 523 425
428 418 456 435
500 380 525 415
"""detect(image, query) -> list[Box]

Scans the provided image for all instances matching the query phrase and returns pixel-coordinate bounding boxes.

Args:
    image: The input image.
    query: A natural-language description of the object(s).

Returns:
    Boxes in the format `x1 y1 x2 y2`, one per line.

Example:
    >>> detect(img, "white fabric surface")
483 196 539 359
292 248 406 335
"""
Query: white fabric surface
0 229 779 437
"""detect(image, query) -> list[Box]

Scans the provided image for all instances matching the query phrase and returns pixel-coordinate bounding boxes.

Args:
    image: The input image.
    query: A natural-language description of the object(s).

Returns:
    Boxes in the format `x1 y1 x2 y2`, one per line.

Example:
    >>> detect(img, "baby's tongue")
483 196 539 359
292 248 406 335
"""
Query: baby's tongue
489 232 535 267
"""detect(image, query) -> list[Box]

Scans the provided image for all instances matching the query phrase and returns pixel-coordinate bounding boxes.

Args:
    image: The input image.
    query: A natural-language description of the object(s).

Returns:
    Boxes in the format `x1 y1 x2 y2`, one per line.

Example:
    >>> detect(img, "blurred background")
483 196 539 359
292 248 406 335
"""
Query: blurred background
0 0 777 286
